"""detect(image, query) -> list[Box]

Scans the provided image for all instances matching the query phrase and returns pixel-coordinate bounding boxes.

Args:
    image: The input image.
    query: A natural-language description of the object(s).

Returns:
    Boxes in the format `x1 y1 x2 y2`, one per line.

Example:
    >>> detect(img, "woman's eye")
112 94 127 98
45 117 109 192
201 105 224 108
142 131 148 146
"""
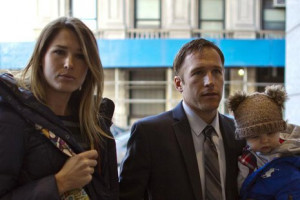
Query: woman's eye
54 49 65 55
76 54 85 60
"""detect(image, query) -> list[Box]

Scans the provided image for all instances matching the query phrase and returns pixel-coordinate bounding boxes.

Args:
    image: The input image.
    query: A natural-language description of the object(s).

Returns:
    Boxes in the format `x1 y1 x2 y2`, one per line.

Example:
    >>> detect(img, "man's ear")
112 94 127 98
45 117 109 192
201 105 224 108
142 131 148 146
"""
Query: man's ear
174 76 183 93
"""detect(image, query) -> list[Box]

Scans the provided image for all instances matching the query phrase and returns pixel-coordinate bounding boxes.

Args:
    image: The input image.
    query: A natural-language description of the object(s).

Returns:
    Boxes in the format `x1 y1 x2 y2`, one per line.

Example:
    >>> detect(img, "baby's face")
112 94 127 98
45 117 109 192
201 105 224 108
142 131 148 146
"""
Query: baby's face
246 132 281 154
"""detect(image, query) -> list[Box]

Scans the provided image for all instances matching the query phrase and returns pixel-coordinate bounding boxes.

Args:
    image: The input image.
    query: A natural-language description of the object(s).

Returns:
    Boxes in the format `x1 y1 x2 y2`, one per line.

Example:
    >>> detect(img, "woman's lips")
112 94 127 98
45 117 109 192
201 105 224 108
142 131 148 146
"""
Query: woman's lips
58 74 75 80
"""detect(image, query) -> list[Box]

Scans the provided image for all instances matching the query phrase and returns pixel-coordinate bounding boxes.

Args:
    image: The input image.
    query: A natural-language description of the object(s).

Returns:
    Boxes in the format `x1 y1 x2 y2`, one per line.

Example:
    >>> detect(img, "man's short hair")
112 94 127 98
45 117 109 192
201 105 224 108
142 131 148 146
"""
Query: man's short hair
173 38 225 76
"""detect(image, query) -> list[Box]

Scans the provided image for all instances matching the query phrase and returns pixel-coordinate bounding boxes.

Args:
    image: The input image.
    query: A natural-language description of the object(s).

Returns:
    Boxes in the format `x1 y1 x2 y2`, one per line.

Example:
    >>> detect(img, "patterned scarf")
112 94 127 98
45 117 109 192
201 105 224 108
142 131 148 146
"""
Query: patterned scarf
35 124 90 200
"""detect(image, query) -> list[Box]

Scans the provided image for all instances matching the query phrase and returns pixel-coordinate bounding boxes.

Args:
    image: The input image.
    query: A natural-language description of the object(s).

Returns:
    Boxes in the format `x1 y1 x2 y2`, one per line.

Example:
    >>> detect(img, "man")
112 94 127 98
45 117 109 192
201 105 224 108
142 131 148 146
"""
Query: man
119 38 245 200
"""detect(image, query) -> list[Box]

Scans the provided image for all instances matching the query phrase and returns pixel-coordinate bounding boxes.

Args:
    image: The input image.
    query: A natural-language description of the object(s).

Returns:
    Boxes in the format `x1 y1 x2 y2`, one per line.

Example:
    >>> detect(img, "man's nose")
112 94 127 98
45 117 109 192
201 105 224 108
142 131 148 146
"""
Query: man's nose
204 72 214 86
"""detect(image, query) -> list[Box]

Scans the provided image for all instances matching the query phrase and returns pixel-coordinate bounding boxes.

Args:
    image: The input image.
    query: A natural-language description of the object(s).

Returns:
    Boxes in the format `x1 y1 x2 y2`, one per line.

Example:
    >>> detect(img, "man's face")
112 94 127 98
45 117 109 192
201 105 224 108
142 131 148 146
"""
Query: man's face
175 48 224 117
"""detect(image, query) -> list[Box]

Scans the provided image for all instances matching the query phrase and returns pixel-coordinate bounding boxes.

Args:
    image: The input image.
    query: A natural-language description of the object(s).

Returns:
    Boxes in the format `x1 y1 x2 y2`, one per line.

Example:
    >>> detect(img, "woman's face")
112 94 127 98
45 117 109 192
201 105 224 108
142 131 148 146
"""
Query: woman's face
246 132 281 154
42 28 88 97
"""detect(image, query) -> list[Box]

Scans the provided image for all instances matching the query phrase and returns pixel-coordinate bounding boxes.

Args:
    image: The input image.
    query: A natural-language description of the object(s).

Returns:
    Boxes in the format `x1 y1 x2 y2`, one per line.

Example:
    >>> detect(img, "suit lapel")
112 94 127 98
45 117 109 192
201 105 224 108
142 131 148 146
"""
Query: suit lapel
219 114 241 198
172 102 202 200
219 114 236 171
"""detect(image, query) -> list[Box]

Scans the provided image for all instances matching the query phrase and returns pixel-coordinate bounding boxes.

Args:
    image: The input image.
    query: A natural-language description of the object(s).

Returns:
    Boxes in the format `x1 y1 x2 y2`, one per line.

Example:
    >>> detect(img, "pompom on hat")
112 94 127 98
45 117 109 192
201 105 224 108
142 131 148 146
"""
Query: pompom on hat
227 85 288 139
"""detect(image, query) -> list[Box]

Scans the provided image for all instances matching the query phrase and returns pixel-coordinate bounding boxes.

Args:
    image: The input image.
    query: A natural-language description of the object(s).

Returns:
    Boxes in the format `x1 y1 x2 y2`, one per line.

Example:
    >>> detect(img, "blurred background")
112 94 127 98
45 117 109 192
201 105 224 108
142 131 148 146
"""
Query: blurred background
0 0 299 165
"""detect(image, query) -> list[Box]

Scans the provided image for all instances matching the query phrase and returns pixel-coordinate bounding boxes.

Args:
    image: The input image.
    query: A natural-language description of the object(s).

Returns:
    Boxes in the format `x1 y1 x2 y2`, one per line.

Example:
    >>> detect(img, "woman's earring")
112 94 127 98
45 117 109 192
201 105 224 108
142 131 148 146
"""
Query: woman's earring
78 85 82 91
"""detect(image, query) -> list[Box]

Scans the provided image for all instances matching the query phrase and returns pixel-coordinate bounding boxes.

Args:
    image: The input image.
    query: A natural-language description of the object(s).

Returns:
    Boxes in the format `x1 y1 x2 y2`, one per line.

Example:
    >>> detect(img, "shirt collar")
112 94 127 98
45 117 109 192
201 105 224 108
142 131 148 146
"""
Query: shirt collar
182 100 220 137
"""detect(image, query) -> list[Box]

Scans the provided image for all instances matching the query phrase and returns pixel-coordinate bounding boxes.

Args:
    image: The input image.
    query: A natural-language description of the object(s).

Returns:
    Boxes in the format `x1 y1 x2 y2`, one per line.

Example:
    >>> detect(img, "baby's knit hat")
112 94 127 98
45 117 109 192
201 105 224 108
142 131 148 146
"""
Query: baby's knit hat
227 85 287 139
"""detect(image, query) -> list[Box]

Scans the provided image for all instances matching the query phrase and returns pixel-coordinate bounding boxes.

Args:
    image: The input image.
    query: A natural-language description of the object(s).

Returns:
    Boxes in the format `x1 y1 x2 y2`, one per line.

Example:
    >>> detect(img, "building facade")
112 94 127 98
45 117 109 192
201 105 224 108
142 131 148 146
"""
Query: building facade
0 0 286 128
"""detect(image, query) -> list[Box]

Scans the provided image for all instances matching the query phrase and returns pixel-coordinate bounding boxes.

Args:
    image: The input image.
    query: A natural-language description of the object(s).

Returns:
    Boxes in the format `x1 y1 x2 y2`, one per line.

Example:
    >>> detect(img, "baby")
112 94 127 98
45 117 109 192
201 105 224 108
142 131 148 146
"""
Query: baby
227 85 300 200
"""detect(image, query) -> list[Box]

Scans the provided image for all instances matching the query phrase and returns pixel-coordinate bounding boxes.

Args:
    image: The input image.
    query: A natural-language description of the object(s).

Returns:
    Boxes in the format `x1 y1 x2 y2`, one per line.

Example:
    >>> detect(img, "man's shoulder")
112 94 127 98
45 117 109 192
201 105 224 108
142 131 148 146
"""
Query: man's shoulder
135 109 173 126
219 113 235 126
219 113 234 120
135 102 185 124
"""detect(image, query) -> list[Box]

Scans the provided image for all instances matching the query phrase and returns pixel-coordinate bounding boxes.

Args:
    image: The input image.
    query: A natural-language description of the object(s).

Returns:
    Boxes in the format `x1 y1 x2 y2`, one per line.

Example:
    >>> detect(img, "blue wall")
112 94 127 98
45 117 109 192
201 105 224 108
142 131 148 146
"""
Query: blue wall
0 39 285 69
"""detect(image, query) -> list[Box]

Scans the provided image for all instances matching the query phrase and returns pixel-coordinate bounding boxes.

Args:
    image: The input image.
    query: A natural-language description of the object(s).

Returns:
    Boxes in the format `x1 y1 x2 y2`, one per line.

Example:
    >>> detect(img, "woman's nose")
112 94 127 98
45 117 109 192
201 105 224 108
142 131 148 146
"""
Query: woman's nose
64 55 74 69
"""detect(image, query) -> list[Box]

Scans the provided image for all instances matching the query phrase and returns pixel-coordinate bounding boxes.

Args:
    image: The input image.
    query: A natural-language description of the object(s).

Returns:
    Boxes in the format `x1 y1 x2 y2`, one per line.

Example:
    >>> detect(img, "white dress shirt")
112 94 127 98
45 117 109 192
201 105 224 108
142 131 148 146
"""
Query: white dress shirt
182 101 226 200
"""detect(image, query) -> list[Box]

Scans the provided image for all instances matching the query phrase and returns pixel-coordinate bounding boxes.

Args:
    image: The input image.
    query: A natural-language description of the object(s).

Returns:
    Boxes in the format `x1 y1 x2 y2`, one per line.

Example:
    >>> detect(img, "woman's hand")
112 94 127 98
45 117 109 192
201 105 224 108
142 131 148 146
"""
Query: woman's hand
55 149 98 195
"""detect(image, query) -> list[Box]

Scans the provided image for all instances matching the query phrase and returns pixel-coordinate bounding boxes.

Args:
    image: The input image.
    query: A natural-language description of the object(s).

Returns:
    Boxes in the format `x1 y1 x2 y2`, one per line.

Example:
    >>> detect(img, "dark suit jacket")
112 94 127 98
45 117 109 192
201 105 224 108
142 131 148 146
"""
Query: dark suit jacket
119 101 245 200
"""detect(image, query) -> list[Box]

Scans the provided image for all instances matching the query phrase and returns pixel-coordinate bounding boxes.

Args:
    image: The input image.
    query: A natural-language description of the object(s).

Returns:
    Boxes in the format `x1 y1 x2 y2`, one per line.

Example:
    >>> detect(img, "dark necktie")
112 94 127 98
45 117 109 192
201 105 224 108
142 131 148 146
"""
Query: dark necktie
202 125 222 200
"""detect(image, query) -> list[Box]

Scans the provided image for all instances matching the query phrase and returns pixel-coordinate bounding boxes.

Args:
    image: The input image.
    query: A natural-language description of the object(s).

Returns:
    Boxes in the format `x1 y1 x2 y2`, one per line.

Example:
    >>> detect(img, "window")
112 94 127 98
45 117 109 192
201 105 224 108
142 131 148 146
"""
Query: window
129 69 165 120
256 67 284 91
222 67 284 114
199 0 224 30
134 0 161 28
70 0 98 31
262 0 285 30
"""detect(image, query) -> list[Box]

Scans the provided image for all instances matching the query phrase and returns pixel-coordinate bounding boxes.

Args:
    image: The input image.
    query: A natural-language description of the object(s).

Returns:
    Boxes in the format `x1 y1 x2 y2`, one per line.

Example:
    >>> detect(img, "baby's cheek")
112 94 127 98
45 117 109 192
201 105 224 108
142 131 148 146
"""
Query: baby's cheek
247 141 259 152
274 140 281 148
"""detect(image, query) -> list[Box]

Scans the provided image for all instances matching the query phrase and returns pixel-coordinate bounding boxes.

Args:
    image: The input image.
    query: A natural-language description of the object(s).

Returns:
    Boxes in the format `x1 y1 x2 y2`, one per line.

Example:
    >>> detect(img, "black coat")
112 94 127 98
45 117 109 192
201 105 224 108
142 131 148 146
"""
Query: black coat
0 73 118 200
119 102 245 200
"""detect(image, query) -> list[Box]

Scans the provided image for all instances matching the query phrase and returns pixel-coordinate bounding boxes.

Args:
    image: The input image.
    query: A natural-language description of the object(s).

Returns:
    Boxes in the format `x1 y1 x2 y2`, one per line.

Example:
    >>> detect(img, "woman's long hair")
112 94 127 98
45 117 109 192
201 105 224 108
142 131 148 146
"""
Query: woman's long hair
19 17 109 161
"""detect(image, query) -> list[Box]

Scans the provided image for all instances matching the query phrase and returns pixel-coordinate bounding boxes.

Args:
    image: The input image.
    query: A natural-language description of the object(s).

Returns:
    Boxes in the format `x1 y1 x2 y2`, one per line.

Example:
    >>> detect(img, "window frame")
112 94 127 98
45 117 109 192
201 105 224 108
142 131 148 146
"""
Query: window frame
69 0 98 30
198 0 225 30
134 0 162 28
261 0 286 30
128 68 166 119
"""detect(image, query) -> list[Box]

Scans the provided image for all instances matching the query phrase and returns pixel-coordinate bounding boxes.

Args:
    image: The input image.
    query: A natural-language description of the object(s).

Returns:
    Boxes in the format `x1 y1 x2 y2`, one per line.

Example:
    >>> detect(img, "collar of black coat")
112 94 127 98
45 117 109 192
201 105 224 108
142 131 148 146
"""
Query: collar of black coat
0 72 84 153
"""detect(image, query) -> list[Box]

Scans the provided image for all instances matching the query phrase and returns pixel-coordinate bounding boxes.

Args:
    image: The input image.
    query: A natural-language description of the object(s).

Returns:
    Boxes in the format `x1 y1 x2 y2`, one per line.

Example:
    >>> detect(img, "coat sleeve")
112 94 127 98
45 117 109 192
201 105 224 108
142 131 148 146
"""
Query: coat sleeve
119 122 151 200
106 135 119 200
0 120 60 200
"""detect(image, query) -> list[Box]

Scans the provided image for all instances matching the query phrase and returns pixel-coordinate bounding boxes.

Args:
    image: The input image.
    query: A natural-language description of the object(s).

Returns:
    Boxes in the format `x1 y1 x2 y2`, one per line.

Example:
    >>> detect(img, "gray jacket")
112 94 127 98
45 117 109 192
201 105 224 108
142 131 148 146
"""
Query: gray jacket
274 123 300 155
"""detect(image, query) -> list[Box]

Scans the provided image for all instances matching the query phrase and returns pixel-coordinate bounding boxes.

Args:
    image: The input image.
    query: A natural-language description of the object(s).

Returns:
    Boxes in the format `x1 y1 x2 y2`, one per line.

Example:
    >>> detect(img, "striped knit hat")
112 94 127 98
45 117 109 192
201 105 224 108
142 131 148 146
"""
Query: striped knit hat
227 85 287 139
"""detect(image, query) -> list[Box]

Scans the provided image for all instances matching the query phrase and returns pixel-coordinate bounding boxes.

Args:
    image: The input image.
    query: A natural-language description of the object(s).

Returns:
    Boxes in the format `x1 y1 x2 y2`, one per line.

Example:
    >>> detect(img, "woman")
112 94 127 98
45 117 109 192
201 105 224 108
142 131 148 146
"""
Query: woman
0 17 118 199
